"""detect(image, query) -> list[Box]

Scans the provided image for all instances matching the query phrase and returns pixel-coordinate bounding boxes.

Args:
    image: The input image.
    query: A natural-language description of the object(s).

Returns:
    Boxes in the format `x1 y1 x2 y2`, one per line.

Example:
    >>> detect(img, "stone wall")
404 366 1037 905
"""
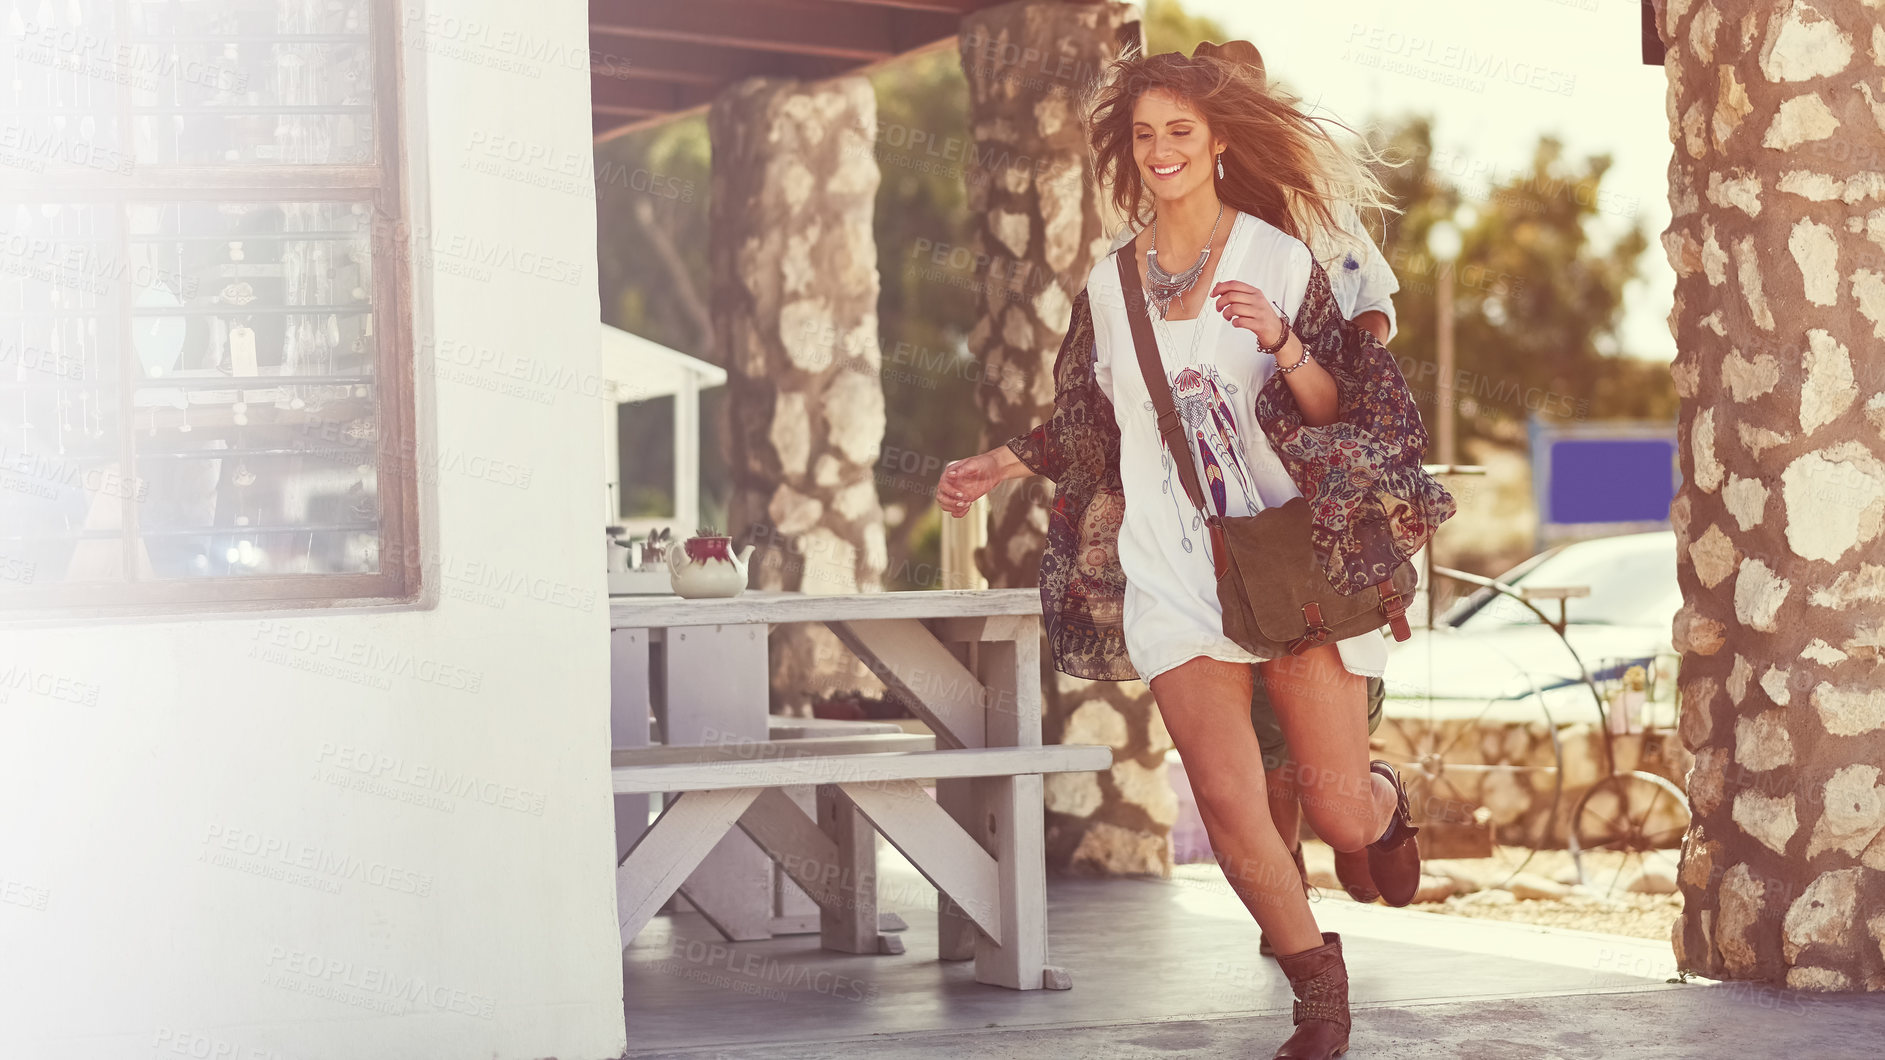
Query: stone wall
711 77 891 714
1658 0 1885 990
957 1 1176 876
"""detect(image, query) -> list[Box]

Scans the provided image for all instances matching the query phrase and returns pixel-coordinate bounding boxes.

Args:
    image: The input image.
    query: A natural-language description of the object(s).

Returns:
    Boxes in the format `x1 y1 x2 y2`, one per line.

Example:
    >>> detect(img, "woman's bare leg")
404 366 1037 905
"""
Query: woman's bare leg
1261 644 1396 854
1151 656 1322 955
1266 768 1302 854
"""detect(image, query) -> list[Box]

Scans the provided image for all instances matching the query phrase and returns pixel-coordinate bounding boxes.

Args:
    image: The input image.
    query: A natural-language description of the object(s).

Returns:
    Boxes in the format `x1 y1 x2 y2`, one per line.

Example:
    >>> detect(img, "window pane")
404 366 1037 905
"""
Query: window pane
128 201 376 377
1 4 131 177
0 0 408 610
128 0 376 163
0 202 125 591
126 200 382 581
137 451 380 578
3 0 379 168
0 198 389 591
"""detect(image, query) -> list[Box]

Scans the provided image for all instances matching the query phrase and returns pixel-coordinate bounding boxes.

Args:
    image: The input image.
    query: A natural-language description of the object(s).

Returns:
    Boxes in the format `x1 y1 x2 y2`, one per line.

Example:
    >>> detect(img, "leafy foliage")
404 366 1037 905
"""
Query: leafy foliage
593 1 1668 591
1364 119 1669 445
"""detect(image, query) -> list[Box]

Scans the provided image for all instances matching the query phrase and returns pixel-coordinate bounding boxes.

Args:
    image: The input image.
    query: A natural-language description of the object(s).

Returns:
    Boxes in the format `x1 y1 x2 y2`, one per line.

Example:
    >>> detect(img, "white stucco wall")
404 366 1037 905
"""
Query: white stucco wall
0 3 627 1058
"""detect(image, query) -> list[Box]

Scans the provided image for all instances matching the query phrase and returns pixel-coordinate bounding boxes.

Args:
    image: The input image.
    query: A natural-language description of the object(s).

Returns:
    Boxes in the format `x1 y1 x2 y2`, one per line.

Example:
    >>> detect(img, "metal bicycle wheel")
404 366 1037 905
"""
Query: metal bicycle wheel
1568 770 1691 896
1377 692 1565 890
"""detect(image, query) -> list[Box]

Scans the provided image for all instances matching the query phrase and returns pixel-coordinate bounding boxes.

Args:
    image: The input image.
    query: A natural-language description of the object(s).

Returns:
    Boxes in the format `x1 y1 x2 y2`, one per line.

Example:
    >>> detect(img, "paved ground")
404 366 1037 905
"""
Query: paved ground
621 852 1885 1059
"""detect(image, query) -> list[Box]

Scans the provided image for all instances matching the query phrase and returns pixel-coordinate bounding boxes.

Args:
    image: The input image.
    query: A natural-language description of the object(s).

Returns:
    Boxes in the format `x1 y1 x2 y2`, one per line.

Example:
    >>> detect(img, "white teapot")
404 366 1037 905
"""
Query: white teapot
665 532 756 599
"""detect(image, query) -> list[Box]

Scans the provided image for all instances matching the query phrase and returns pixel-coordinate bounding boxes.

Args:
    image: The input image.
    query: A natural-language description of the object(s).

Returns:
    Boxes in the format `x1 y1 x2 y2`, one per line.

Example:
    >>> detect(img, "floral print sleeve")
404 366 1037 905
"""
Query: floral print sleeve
1254 259 1457 594
1001 287 1137 681
1004 289 1106 484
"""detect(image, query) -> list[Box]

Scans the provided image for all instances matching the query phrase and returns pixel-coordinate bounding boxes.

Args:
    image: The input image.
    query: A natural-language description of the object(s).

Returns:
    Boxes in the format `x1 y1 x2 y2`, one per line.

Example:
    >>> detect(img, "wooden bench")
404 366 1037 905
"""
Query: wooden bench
611 731 935 768
614 742 1112 991
767 715 911 740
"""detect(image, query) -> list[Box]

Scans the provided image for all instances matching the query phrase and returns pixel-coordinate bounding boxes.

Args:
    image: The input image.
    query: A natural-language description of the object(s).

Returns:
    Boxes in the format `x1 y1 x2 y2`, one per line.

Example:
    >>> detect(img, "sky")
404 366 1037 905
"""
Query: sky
1180 0 1677 361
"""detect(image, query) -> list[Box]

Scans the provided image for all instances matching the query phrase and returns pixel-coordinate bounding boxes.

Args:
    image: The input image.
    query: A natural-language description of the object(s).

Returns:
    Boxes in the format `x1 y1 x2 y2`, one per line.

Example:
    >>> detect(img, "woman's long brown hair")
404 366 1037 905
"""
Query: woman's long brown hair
1088 49 1393 254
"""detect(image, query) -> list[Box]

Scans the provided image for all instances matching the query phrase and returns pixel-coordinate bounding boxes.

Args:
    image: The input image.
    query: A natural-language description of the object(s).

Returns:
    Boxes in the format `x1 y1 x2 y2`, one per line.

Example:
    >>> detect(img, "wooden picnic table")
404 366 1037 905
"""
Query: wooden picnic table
608 588 1104 990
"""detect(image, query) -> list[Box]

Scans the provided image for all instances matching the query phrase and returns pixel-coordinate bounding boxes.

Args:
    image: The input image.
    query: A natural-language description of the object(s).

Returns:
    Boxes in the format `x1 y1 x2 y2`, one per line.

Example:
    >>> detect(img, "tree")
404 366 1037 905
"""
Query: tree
1143 0 1229 55
1363 120 1668 446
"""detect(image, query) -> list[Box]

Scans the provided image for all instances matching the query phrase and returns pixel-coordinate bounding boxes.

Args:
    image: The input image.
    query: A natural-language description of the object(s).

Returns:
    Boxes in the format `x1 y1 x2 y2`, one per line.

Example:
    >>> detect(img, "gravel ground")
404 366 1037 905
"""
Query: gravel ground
1172 841 1684 942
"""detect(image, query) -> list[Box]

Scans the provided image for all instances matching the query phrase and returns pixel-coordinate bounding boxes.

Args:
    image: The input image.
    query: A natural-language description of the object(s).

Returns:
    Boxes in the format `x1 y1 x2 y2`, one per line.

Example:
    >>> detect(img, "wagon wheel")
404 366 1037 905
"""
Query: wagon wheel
1569 771 1690 897
1377 695 1564 890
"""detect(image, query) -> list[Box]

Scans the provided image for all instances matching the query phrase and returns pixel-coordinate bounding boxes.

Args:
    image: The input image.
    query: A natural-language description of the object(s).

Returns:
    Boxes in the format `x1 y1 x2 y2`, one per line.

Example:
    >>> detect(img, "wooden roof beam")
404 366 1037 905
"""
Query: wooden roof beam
589 36 863 87
589 0 961 62
813 0 987 11
590 77 720 114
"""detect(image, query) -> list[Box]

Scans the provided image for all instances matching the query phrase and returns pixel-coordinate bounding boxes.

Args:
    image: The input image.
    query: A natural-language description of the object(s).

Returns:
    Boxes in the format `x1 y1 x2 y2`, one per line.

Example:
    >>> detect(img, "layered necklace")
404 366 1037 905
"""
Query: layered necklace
1144 201 1224 320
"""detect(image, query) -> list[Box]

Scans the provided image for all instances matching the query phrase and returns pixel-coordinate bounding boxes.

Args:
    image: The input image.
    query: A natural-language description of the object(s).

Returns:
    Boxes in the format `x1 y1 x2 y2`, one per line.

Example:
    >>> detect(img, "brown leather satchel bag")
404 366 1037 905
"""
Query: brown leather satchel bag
1114 248 1416 657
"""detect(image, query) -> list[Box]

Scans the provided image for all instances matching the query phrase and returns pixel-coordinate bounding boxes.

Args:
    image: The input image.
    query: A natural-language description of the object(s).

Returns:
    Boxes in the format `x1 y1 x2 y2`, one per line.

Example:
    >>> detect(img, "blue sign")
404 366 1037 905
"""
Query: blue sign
1530 418 1679 547
1548 438 1678 524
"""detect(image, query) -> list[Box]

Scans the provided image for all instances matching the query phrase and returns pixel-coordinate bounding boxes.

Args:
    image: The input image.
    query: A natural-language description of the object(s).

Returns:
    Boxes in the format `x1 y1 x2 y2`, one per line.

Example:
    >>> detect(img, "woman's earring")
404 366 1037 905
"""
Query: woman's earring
1216 154 1225 179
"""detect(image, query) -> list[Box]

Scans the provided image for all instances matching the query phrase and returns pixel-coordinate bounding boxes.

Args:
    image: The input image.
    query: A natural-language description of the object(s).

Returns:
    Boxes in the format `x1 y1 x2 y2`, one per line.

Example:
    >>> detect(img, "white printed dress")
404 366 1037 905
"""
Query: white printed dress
1090 209 1390 685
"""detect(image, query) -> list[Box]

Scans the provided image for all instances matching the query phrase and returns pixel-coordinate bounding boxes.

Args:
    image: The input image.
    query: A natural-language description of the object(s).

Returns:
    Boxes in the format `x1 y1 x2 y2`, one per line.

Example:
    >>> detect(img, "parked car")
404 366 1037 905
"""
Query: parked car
1383 531 1682 722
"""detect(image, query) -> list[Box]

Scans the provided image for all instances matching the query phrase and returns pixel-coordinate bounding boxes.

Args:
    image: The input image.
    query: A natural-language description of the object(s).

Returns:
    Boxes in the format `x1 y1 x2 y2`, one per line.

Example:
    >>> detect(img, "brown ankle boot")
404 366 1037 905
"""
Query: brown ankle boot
1272 931 1349 1059
1258 843 1309 957
1365 760 1422 907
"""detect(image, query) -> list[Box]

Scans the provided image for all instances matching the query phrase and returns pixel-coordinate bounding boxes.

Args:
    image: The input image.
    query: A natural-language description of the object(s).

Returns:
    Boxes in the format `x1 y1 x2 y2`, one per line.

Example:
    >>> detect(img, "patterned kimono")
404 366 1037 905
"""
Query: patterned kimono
1005 256 1456 682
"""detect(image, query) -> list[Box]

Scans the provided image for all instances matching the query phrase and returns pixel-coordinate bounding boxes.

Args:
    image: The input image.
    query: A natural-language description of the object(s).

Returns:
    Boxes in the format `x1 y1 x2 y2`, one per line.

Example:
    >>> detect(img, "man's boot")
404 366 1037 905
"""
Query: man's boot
1333 846 1380 903
1365 760 1422 907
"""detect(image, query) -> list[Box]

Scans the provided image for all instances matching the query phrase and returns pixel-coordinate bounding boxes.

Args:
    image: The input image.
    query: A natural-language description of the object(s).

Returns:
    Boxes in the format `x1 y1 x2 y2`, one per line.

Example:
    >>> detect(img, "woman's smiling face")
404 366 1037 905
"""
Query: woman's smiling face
1132 88 1222 203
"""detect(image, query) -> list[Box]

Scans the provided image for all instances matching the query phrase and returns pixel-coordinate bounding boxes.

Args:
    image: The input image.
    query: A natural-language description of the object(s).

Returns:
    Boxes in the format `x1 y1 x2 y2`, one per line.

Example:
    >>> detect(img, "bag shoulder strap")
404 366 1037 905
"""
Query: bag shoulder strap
1114 247 1208 517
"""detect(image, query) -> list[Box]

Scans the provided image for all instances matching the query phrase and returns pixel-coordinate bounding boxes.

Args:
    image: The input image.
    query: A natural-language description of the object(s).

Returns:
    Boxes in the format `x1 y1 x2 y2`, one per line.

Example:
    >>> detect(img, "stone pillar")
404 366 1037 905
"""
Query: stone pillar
959 1 1175 875
711 77 889 714
1660 0 1885 990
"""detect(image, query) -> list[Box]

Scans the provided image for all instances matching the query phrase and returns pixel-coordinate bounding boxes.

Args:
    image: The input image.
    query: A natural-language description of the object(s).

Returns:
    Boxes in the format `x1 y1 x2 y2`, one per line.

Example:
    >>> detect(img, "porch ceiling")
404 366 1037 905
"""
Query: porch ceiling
588 0 1021 142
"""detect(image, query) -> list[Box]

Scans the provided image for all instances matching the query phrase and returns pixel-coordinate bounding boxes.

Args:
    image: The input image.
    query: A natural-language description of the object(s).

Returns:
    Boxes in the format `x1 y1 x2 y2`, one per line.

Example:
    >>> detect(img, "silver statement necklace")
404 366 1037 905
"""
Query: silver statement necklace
1145 202 1225 320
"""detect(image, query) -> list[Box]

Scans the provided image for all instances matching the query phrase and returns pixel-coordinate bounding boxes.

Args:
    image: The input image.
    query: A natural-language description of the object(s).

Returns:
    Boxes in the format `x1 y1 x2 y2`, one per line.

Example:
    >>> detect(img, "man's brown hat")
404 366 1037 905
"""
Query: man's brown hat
1192 39 1265 86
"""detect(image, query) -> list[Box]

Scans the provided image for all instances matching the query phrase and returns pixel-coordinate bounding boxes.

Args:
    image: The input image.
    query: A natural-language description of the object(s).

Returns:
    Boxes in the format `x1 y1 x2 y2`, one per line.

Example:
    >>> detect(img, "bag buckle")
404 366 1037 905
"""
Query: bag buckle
1378 587 1413 642
1289 601 1332 655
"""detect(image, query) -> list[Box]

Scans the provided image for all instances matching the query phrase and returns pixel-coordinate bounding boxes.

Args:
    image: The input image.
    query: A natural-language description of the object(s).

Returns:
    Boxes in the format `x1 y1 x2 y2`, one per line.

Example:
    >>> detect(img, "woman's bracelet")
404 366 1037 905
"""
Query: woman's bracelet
1255 315 1290 356
1269 325 1313 375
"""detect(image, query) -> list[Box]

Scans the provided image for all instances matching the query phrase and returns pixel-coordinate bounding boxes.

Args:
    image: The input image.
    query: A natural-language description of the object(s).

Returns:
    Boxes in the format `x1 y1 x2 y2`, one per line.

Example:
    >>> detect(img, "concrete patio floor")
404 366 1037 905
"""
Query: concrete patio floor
621 850 1885 1059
